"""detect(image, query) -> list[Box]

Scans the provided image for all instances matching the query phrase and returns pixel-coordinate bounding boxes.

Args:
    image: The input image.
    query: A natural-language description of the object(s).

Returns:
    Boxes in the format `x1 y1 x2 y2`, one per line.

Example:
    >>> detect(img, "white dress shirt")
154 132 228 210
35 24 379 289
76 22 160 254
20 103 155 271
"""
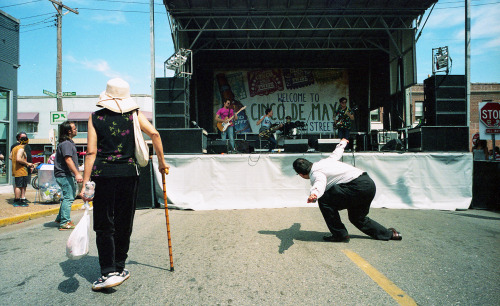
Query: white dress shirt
309 140 364 198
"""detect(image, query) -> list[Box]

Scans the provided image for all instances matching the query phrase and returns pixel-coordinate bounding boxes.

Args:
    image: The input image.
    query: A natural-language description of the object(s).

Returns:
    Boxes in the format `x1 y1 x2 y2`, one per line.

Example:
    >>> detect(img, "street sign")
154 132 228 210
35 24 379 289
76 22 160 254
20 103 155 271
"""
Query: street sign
479 102 500 138
62 92 76 96
43 89 57 98
479 102 500 128
50 111 68 125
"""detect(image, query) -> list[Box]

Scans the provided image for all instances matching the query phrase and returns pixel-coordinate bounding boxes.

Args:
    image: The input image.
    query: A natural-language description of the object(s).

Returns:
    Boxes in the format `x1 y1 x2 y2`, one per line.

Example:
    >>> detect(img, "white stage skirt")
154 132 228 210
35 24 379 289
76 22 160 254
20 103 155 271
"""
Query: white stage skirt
152 152 472 211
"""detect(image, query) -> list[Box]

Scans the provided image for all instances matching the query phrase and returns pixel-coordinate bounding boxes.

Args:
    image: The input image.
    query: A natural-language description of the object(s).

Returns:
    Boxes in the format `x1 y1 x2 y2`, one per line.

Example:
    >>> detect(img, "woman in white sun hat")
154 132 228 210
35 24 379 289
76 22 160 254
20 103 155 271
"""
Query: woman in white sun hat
80 78 169 291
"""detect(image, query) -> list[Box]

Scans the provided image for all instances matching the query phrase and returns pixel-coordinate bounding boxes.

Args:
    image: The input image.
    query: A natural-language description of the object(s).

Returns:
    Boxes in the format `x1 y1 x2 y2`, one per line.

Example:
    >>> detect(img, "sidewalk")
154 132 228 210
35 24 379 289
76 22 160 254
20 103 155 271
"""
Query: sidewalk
0 185 87 227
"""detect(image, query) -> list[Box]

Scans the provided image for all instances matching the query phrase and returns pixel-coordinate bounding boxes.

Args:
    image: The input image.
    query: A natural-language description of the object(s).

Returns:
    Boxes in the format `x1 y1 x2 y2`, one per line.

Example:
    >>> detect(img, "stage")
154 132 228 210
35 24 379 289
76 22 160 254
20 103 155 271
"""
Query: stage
152 152 472 211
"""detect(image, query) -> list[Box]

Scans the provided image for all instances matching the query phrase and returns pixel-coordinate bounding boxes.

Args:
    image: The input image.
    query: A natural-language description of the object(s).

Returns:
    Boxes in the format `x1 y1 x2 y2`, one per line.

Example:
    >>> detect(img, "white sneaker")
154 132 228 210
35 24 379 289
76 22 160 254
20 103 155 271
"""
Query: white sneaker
117 269 130 282
91 272 123 291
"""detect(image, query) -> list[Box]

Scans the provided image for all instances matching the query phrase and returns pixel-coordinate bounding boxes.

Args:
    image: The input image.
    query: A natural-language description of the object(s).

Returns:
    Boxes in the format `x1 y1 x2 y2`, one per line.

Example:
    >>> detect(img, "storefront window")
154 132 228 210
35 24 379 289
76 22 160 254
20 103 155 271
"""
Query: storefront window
0 90 10 184
0 91 8 121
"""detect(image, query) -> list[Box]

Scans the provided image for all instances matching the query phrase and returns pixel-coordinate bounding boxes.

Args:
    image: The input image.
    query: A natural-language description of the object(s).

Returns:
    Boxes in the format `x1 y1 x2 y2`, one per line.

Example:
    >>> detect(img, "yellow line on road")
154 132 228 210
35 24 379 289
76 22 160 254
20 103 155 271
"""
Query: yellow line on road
342 249 417 306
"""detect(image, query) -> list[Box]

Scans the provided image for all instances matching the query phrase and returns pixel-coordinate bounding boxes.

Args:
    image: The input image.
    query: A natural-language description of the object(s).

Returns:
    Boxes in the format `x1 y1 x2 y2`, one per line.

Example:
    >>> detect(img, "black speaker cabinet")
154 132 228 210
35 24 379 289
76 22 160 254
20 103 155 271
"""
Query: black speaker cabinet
424 75 466 126
407 126 468 152
317 139 341 152
207 139 229 154
136 161 155 209
158 128 207 154
155 77 189 128
284 139 309 153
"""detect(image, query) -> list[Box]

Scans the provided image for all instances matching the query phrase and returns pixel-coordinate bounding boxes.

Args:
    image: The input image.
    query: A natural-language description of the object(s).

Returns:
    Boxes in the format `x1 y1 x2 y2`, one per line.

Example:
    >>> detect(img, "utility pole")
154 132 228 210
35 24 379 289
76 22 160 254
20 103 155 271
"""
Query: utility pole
48 0 78 111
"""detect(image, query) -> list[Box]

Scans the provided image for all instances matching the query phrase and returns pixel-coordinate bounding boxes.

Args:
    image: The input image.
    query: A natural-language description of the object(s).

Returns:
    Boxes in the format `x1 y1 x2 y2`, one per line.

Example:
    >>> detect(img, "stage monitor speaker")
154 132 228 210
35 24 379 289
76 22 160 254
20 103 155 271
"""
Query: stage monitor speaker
407 126 468 152
207 140 228 154
158 128 207 154
284 139 309 153
317 139 341 152
136 161 155 209
424 75 466 126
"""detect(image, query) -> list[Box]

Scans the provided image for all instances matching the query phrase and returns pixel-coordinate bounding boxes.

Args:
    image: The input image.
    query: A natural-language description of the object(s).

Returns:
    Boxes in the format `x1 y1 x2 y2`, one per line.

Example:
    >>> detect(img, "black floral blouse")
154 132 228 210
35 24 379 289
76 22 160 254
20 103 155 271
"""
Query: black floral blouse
91 108 138 177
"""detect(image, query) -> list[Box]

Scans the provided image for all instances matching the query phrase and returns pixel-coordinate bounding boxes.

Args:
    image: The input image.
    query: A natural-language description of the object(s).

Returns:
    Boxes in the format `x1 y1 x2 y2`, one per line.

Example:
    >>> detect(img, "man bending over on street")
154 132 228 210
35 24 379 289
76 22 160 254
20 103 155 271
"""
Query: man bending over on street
293 138 402 242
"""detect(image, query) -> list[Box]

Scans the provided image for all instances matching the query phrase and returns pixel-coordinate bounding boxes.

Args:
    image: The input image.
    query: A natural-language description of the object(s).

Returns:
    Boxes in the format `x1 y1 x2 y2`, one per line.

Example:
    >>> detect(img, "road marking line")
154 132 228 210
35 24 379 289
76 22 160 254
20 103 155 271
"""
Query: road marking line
342 249 417 306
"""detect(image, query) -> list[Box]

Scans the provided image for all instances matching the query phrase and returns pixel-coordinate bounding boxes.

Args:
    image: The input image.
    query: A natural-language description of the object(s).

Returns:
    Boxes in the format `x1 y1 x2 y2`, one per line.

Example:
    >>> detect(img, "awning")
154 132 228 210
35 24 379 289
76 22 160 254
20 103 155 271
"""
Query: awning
68 112 92 121
18 112 39 122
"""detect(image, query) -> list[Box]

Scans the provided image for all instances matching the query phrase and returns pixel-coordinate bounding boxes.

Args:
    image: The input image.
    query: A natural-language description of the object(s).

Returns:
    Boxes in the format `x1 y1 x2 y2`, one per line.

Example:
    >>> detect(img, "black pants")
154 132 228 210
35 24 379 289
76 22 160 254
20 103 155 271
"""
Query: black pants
92 176 139 276
317 173 393 240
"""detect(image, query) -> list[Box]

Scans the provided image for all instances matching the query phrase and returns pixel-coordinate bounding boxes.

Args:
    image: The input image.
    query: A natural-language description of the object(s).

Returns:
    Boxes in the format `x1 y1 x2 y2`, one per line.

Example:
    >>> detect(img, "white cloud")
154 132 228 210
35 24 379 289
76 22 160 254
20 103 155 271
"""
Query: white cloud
424 8 464 29
91 12 127 25
65 55 132 80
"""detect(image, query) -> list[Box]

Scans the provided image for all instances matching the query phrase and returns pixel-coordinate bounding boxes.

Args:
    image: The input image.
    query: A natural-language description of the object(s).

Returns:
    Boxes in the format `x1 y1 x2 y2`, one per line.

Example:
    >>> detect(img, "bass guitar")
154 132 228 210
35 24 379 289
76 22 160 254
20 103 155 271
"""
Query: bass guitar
217 106 247 132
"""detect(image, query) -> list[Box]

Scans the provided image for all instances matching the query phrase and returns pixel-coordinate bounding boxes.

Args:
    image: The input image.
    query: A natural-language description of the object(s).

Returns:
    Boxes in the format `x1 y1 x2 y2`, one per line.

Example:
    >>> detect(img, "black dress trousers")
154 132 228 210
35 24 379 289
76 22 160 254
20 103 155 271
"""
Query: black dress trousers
317 173 393 240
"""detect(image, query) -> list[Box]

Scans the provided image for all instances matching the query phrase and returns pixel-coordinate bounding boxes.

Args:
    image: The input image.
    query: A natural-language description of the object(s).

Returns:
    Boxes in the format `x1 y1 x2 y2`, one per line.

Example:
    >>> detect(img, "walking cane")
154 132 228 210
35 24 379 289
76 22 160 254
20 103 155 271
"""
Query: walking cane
161 168 174 272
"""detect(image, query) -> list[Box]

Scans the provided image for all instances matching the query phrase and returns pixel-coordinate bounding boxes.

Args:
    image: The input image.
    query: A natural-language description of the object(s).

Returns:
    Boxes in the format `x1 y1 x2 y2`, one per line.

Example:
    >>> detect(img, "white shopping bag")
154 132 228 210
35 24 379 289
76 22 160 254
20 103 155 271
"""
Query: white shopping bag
66 203 91 260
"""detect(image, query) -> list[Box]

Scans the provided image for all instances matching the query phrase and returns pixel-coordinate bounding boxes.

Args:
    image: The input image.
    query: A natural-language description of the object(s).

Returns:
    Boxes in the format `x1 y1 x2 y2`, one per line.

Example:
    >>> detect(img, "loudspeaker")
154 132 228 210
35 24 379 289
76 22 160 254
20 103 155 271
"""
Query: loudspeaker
236 140 254 153
158 128 207 154
317 139 341 152
424 75 466 126
207 140 229 154
284 139 309 153
155 77 189 128
136 161 155 209
407 126 468 152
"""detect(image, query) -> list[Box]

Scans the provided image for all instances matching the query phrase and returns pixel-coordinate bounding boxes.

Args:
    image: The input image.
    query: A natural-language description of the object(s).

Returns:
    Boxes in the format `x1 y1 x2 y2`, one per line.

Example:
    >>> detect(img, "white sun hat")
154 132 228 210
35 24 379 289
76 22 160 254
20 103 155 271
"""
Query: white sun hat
96 78 139 113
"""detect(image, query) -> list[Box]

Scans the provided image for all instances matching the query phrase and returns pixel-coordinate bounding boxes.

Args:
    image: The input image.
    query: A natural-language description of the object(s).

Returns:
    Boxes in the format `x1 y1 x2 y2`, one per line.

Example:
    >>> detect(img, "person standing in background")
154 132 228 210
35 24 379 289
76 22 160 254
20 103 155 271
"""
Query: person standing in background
10 134 33 207
334 97 354 141
54 121 83 230
215 99 238 153
10 132 33 203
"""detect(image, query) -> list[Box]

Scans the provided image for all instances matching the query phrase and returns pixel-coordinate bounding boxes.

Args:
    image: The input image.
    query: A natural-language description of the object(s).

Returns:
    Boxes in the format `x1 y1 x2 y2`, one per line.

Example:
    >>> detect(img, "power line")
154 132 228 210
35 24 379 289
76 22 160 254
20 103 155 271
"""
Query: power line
0 0 43 9
21 16 55 27
17 13 55 20
20 24 55 33
435 1 500 9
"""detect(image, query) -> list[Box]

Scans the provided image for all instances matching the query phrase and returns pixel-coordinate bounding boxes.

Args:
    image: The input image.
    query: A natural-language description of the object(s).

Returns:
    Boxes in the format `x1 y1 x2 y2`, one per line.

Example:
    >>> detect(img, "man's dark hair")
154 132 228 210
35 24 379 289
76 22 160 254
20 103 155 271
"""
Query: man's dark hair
16 132 27 141
339 97 347 103
58 121 75 143
265 108 272 115
293 158 313 175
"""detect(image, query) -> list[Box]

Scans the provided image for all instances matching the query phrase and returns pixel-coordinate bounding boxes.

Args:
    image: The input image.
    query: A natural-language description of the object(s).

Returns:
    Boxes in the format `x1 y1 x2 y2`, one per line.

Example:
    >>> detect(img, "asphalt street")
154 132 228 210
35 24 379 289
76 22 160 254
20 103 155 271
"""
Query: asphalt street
0 207 499 305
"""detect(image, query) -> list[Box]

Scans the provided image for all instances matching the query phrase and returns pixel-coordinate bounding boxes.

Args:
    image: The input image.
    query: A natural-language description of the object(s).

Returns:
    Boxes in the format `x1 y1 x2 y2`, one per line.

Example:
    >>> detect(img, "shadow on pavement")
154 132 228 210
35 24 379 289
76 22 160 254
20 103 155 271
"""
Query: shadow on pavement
59 256 100 293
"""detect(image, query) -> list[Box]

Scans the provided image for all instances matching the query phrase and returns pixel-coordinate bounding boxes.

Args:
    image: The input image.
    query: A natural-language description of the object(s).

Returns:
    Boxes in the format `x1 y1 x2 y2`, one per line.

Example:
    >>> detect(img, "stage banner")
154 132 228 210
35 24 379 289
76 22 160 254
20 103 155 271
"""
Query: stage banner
213 69 349 134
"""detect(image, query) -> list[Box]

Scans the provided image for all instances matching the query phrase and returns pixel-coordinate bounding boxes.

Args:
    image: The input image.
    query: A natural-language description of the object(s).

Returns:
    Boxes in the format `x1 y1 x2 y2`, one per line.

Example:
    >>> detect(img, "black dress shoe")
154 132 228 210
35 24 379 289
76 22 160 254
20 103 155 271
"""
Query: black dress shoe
389 228 402 240
323 235 350 243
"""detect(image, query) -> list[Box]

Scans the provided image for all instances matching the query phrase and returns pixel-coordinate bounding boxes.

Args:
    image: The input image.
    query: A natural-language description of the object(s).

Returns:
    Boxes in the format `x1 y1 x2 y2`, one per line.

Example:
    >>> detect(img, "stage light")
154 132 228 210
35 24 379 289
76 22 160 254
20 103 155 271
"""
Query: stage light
432 46 450 73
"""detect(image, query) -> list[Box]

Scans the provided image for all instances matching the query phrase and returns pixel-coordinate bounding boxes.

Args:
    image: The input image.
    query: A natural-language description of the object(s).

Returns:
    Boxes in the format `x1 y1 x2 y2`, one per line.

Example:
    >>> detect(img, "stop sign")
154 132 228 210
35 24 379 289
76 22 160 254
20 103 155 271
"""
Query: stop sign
480 102 500 127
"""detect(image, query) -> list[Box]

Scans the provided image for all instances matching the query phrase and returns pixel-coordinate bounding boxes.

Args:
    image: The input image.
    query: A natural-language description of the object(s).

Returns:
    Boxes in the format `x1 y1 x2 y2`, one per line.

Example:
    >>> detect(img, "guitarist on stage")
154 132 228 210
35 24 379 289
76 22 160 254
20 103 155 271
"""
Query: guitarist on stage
256 108 282 152
216 99 238 153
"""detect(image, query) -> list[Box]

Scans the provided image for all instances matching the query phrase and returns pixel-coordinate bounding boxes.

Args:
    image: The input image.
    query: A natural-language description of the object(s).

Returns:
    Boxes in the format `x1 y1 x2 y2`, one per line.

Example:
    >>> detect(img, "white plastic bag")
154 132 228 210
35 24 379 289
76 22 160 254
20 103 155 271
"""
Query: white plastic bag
66 204 91 260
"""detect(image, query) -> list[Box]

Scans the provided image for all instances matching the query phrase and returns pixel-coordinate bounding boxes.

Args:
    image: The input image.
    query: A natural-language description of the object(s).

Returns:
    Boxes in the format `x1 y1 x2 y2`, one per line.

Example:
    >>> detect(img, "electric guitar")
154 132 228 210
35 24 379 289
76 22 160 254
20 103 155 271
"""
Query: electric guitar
217 106 247 132
259 124 283 139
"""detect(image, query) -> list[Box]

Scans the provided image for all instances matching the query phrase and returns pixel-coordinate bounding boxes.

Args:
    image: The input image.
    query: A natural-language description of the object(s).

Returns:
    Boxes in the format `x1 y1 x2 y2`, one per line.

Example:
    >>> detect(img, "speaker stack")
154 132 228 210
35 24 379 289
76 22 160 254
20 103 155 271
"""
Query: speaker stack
423 75 466 126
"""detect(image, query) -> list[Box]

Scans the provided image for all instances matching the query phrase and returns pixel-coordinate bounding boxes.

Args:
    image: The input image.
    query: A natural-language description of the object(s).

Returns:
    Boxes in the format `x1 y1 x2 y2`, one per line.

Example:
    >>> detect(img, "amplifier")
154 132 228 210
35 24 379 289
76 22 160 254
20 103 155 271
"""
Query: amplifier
284 139 309 153
407 126 468 152
158 128 207 154
317 139 341 152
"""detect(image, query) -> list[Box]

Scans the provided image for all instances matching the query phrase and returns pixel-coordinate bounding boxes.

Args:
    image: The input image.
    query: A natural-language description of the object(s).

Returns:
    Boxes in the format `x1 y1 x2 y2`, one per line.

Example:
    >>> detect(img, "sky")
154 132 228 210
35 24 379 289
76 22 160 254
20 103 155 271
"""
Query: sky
1 0 499 97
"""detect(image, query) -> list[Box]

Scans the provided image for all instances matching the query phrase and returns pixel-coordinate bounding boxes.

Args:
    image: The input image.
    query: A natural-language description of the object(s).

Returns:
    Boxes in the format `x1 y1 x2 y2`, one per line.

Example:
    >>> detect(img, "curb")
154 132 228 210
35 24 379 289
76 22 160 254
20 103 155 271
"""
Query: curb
0 202 92 228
